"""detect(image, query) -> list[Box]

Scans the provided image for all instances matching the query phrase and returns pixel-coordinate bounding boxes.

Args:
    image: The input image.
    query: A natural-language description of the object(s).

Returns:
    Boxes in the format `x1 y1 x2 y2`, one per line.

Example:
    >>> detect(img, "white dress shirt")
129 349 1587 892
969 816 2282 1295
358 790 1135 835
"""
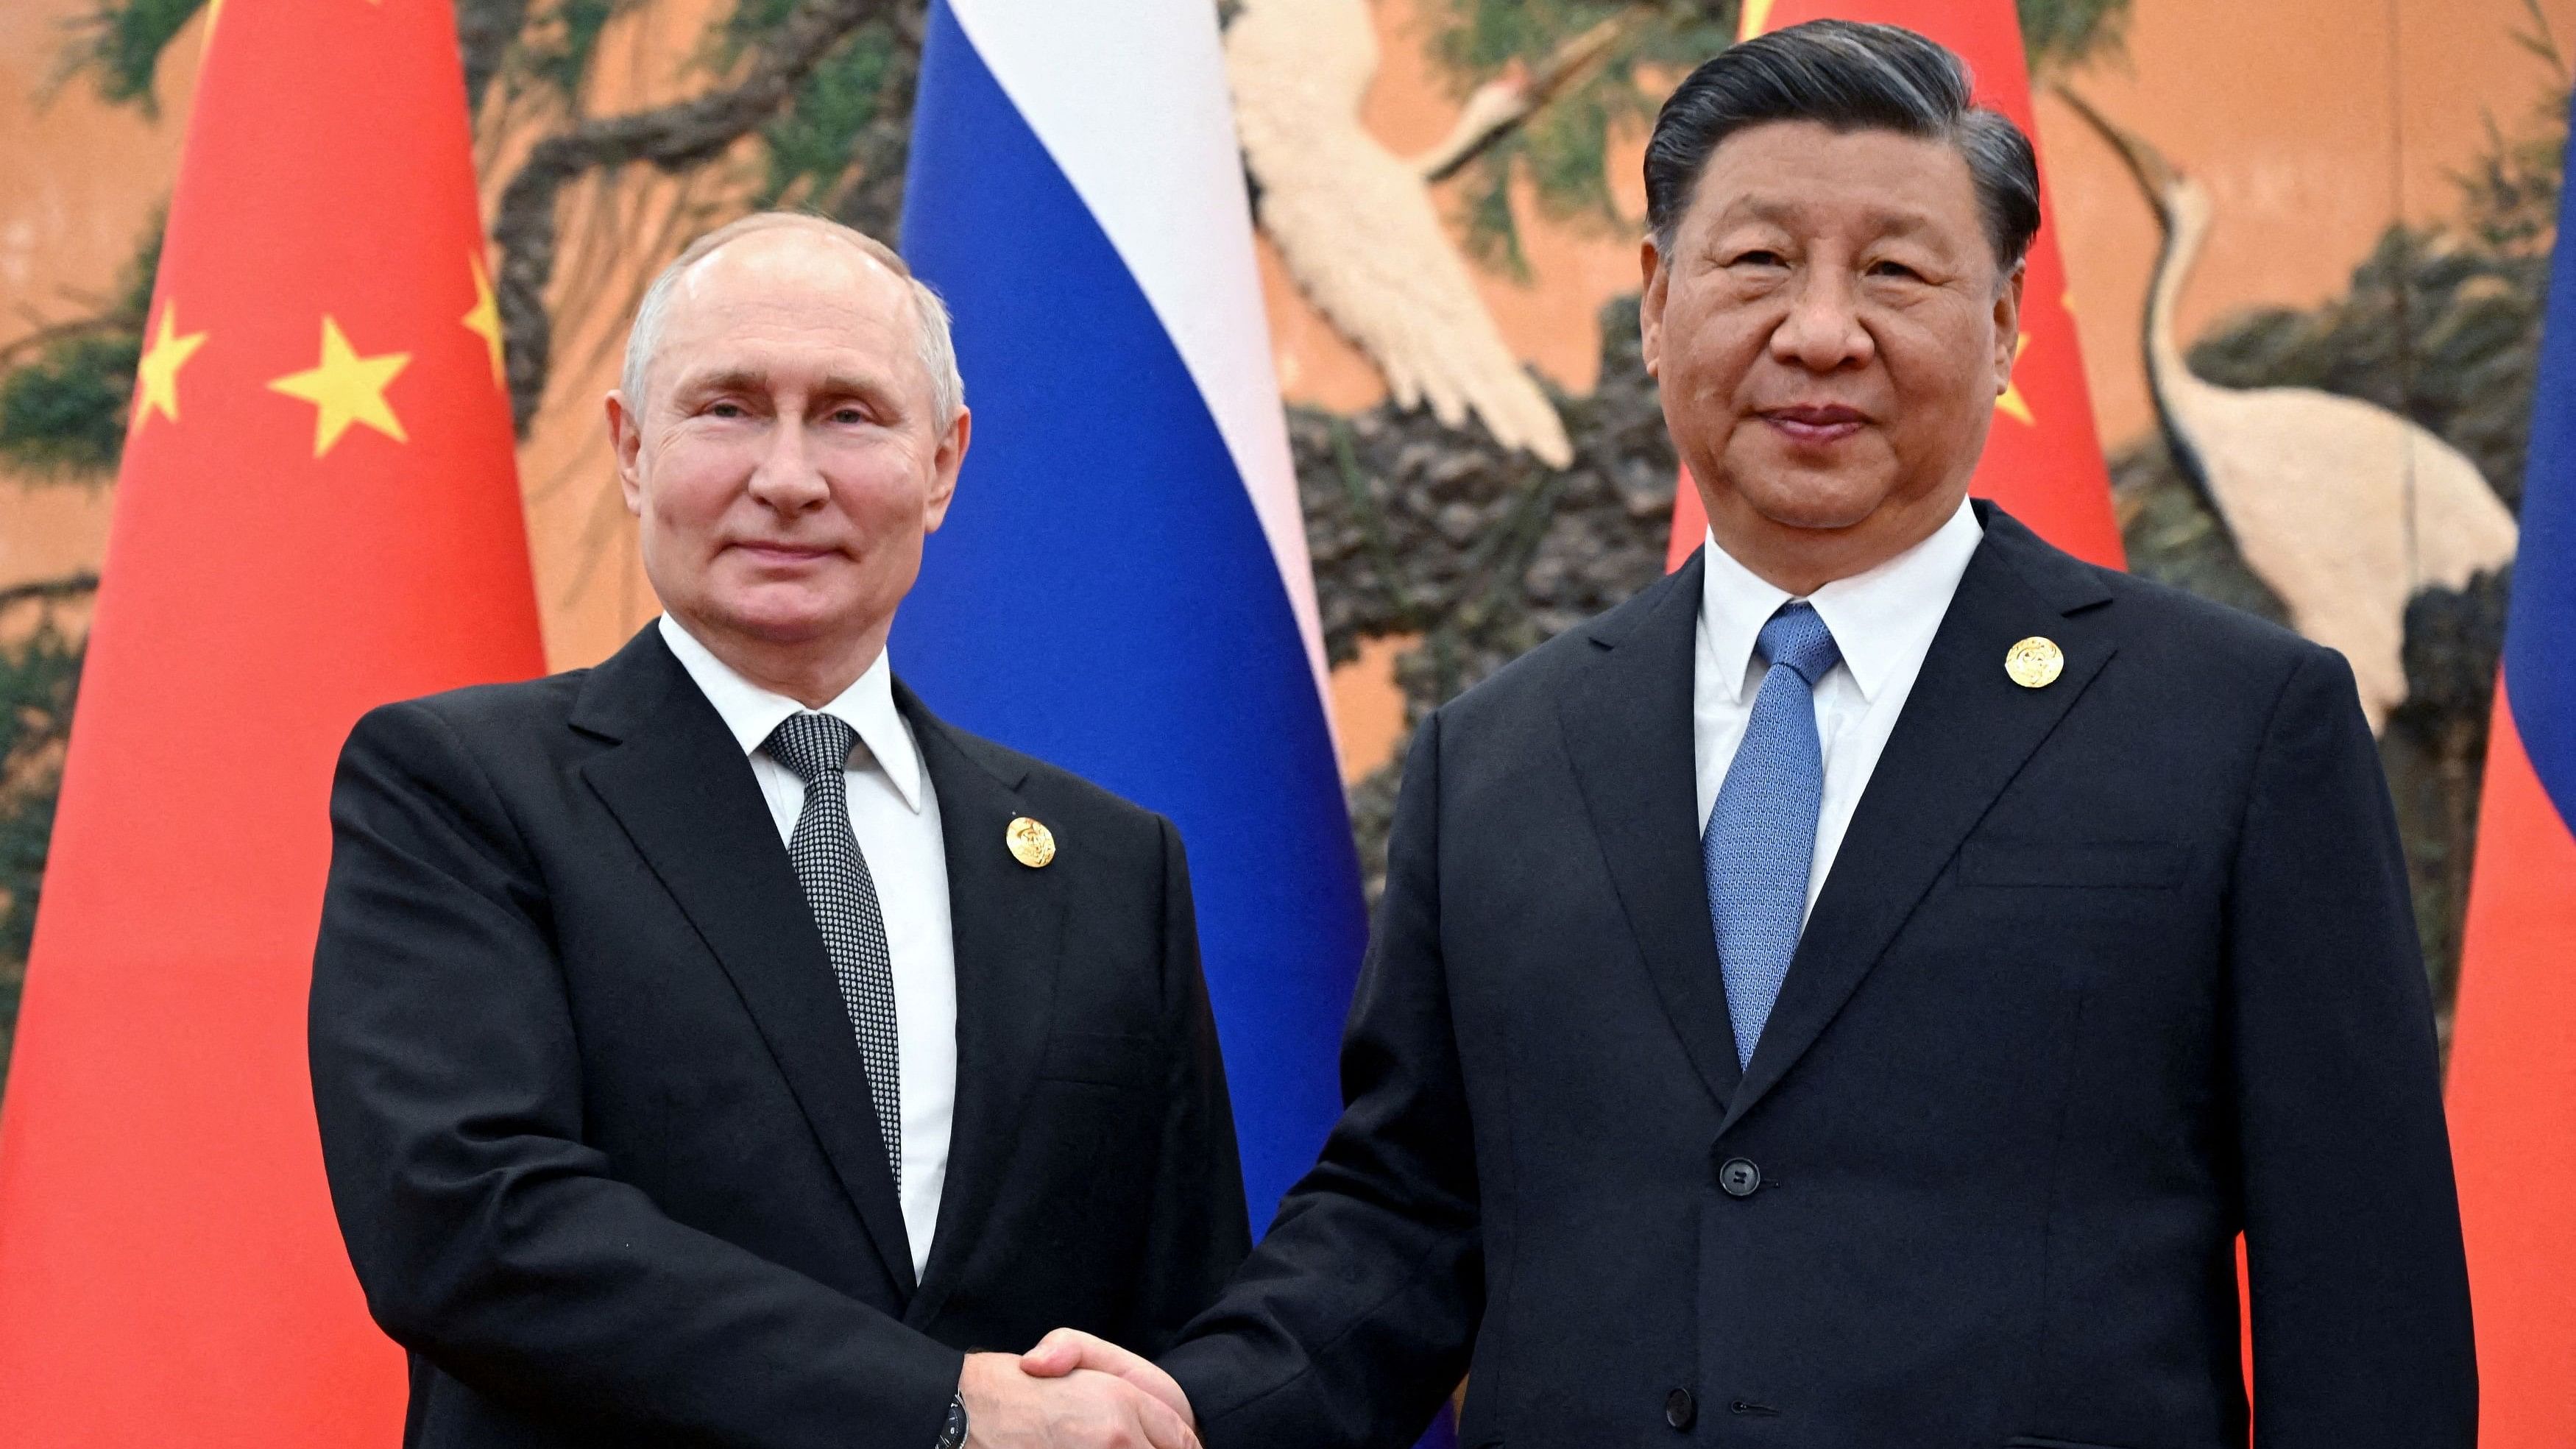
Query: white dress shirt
1694 497 1984 924
659 614 956 1278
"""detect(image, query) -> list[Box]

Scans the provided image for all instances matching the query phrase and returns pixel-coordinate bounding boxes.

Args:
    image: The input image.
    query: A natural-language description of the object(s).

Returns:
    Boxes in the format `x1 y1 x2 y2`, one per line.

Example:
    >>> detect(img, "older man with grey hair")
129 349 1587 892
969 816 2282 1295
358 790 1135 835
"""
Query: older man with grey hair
311 210 1246 1449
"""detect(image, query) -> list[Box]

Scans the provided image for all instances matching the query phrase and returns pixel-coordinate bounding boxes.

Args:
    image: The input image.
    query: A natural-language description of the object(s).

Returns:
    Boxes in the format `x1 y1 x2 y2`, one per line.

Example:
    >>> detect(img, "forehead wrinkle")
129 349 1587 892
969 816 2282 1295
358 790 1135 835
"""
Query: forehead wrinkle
1722 191 1949 240
653 262 925 405
660 236 910 350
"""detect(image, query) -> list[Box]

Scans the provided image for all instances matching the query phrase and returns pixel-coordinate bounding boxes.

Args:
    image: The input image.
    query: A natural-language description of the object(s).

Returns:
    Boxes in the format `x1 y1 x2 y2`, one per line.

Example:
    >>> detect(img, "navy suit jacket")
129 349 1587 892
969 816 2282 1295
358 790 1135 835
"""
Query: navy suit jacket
1161 503 2474 1449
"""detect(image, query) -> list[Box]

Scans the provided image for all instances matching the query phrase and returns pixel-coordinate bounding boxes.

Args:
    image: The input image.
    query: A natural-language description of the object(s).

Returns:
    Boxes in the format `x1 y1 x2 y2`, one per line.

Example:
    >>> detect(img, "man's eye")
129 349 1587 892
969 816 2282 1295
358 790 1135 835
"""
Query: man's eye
829 407 869 425
1730 249 1786 268
1867 260 1923 280
707 401 746 418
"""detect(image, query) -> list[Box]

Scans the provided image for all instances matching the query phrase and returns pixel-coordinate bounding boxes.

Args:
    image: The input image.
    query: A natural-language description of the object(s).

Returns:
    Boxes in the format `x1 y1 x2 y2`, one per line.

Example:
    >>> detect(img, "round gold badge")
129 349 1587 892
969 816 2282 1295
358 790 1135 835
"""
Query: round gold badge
2004 636 2064 690
1006 816 1056 868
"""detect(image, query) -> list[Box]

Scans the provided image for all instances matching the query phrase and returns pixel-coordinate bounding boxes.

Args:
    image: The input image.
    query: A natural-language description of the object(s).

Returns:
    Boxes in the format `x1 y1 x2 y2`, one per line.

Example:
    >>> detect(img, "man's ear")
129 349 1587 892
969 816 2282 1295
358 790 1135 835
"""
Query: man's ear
606 391 645 516
1993 260 2028 394
924 405 970 534
1639 235 1670 380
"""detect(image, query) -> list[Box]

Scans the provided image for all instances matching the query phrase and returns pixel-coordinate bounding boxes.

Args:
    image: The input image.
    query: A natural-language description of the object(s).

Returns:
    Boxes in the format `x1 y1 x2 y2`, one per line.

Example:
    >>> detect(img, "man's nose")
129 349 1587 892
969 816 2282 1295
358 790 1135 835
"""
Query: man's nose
1770 269 1873 372
745 417 829 511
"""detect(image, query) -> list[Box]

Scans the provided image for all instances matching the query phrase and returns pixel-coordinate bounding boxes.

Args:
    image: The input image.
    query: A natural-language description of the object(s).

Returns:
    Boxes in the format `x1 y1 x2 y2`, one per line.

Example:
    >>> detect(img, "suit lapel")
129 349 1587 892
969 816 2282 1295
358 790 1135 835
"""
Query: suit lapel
571 628 918 1297
1718 507 2118 1133
1557 556 1743 1111
899 684 1067 1328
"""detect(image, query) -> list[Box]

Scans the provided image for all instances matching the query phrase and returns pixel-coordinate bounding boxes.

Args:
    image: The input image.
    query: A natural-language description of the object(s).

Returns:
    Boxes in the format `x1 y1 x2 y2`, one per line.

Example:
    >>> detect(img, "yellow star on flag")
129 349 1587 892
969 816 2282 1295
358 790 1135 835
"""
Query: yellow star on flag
1996 332 2035 426
269 316 411 456
1740 0 1776 39
134 301 209 433
463 252 506 386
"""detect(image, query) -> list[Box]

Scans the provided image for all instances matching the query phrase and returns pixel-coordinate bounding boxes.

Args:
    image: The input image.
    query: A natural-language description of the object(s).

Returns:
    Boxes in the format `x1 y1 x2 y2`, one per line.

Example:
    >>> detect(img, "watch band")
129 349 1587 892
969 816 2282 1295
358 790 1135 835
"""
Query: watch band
934 1391 969 1449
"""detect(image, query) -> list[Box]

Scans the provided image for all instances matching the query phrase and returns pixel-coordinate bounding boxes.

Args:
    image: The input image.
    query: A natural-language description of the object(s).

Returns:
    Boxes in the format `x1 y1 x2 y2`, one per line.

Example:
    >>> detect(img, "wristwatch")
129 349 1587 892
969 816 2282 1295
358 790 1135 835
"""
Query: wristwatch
934 1392 969 1449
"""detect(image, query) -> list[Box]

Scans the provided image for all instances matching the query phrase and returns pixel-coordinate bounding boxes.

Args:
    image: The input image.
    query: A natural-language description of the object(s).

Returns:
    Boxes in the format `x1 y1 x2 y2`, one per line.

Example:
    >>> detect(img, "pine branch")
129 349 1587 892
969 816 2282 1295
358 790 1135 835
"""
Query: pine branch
0 318 127 372
54 0 207 116
458 0 535 116
1418 13 1638 184
0 574 101 612
488 0 910 431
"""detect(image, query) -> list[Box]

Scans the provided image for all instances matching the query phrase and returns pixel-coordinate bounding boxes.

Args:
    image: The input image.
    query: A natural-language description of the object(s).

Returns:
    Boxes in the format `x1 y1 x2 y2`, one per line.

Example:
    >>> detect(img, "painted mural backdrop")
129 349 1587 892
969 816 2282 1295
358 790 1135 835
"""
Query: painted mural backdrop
1 0 2562 1083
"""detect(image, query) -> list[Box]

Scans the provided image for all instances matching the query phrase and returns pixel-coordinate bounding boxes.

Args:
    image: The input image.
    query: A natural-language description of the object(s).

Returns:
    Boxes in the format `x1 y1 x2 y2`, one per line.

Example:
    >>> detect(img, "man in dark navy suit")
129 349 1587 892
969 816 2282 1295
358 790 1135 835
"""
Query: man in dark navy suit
1030 21 2475 1449
311 214 1231 1449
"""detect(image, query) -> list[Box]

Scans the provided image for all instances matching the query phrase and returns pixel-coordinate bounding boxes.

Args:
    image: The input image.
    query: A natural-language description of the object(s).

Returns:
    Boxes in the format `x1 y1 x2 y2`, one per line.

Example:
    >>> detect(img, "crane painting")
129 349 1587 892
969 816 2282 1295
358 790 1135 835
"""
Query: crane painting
2059 87 2519 731
1225 0 1582 468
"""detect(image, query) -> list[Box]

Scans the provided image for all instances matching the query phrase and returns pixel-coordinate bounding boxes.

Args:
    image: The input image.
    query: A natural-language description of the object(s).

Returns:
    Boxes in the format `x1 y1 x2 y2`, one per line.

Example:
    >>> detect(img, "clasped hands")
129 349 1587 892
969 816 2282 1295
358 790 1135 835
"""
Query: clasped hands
958 1328 1195 1449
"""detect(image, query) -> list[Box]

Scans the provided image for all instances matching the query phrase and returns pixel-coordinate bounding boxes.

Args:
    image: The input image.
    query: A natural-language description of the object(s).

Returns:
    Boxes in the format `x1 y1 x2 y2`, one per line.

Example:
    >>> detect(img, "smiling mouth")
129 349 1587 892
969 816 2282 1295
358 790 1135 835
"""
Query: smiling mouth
729 541 838 564
1760 405 1869 446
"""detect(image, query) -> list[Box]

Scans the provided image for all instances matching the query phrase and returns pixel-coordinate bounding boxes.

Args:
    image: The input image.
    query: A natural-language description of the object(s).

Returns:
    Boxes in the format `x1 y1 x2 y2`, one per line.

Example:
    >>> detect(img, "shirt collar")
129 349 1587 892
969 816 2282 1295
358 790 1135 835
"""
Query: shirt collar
1699 494 1984 704
657 614 925 813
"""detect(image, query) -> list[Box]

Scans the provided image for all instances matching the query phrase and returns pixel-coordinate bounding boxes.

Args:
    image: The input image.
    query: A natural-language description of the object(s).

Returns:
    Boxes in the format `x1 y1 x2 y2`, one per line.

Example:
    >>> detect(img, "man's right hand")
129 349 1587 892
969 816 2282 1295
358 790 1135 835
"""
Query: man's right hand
957 1351 1197 1449
1016 1329 1194 1428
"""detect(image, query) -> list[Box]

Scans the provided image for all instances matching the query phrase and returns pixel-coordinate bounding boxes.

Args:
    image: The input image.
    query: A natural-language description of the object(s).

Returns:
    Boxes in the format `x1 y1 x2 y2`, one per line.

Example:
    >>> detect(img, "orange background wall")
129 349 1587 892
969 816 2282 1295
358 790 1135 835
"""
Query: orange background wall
6 0 2568 765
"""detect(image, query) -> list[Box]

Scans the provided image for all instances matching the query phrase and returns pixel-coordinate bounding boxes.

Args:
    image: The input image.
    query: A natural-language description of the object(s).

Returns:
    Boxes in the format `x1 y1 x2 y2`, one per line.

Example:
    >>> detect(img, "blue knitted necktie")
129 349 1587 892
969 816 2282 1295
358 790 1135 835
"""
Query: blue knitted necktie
1704 601 1841 1069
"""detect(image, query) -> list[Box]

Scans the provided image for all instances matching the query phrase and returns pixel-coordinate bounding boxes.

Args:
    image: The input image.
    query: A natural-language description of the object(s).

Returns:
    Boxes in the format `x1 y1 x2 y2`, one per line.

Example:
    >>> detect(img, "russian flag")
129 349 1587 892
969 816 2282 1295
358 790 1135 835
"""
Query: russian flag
896 1 1363 1232
2445 94 2576 1449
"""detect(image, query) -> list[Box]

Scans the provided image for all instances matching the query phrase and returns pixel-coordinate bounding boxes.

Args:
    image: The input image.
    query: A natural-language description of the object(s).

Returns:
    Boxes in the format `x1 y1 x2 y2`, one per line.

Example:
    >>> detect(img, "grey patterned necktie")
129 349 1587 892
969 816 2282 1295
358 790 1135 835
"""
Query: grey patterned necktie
765 712 902 1188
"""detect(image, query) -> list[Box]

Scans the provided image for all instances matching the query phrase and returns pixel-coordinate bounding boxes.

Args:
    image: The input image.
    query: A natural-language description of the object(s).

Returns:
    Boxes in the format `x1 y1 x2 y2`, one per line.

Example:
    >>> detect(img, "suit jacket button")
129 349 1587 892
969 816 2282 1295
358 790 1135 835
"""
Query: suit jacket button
1665 1388 1696 1430
1718 1157 1762 1198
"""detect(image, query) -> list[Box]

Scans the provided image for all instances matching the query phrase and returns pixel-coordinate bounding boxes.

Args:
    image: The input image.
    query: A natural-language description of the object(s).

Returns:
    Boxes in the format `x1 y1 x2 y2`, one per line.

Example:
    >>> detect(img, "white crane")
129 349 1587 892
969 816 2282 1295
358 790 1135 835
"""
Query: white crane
1225 0 1599 467
2059 88 2518 731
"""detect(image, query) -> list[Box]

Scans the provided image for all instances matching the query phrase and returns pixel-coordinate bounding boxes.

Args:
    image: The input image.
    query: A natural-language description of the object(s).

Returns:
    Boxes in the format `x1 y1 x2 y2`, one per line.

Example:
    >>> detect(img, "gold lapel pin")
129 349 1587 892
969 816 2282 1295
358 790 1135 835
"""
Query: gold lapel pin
2005 636 2065 690
1006 816 1056 869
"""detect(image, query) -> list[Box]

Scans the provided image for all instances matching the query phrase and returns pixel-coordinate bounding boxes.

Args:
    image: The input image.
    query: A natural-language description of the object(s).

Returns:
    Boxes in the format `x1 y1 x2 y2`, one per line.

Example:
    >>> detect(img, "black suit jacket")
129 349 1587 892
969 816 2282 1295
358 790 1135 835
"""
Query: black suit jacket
311 625 1248 1448
1160 504 2474 1449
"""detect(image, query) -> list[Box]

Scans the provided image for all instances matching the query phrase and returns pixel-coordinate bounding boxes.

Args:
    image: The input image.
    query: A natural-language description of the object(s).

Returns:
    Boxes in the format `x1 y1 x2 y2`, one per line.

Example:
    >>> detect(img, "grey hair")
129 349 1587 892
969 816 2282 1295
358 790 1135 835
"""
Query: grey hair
1644 20 2041 273
619 210 966 423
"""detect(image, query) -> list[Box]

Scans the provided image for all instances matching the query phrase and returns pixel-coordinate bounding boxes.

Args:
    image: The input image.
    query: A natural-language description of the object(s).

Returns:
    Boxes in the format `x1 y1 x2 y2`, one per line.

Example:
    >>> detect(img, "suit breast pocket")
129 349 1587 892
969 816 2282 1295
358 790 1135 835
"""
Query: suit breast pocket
1038 1030 1162 1091
1958 838 2185 890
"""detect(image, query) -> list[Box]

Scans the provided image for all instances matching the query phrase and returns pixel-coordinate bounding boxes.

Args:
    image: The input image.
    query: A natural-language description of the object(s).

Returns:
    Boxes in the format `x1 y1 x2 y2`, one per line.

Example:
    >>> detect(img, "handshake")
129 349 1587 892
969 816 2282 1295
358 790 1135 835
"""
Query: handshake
959 1330 1199 1449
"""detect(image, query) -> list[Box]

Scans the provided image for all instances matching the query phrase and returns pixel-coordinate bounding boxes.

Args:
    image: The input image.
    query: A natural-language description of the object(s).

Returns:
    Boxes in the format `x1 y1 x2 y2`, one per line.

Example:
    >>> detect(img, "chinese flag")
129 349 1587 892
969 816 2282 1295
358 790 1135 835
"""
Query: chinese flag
1665 0 2125 572
0 0 542 1441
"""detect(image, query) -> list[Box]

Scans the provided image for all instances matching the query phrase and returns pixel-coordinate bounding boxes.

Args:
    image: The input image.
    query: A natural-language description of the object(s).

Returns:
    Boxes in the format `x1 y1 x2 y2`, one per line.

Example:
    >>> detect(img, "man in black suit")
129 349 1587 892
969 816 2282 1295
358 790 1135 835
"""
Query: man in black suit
311 213 1234 1449
1029 21 2475 1448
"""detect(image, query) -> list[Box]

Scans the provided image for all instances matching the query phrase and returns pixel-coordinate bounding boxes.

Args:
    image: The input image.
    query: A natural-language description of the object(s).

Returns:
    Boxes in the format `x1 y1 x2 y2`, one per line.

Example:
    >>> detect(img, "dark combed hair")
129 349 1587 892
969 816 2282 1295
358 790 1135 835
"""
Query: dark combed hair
1643 19 2041 272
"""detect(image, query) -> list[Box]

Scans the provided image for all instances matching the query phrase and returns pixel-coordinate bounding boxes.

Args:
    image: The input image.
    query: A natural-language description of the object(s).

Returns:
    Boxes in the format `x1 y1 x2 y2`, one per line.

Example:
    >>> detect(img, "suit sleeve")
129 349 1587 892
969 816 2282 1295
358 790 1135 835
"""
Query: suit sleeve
1127 818 1254 1350
2229 647 2477 1448
308 701 960 1448
1159 711 1481 1449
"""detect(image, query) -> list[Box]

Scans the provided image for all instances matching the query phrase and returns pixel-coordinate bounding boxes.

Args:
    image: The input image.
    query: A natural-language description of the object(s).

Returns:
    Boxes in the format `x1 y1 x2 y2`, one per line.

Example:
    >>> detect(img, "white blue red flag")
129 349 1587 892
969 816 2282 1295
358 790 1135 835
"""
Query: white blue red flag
897 1 1364 1230
2446 93 2576 1449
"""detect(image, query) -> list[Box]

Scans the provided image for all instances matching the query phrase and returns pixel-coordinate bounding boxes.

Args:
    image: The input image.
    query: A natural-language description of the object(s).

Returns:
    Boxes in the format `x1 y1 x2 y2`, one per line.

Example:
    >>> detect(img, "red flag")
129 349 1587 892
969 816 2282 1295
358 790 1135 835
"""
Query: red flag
2448 684 2576 1445
1665 0 2124 572
0 0 542 1441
